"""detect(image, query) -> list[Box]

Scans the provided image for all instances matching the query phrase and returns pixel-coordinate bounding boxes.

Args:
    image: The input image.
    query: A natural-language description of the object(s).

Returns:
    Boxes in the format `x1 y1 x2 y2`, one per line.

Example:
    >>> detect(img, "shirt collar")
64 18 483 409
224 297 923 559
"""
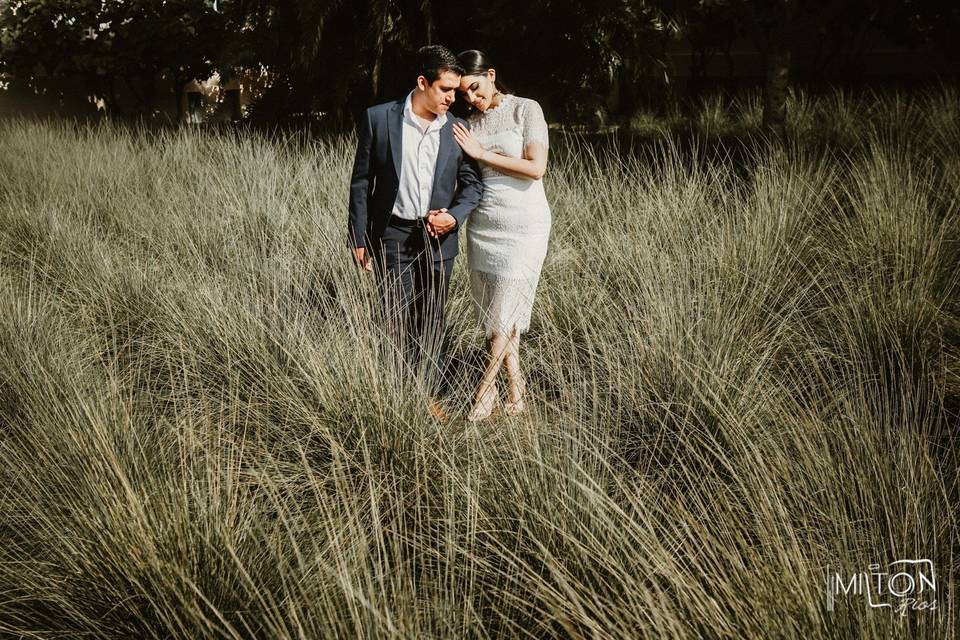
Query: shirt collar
403 91 447 133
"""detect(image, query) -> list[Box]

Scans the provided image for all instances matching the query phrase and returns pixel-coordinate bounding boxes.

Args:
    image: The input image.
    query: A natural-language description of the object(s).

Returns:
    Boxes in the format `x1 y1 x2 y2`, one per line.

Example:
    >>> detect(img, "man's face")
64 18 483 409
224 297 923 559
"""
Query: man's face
417 70 460 115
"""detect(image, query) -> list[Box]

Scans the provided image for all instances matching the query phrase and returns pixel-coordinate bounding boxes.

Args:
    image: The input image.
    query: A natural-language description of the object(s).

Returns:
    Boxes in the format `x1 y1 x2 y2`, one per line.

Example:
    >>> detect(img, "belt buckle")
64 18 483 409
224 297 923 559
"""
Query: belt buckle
415 216 425 228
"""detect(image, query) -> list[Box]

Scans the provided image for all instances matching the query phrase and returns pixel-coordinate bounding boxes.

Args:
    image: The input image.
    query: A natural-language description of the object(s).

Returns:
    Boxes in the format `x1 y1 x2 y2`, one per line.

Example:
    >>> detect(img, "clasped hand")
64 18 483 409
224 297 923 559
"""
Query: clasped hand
353 209 456 272
425 208 455 238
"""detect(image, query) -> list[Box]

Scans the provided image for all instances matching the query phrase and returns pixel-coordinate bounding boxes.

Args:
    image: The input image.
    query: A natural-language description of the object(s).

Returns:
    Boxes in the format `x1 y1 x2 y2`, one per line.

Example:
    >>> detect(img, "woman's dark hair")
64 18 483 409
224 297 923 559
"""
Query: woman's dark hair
457 49 510 95
416 45 464 84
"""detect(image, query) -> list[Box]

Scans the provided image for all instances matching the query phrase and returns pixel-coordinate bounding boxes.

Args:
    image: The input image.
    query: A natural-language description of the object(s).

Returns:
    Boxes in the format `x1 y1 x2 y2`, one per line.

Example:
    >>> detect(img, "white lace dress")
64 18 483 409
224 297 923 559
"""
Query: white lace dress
466 94 552 338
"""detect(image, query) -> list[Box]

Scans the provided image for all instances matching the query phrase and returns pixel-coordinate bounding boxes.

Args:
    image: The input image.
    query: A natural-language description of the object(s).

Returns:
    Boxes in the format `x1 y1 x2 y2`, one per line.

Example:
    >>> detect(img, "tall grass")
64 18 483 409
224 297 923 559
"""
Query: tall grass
625 85 960 150
0 88 958 638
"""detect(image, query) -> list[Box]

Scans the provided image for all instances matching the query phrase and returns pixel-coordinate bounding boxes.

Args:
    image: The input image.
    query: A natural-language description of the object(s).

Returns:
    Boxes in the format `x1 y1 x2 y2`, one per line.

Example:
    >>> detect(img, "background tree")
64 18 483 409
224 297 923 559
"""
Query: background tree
1 1 107 111
2 0 956 127
0 0 225 118
875 0 960 72
672 0 953 136
678 0 797 136
669 0 742 97
432 0 673 126
214 0 436 126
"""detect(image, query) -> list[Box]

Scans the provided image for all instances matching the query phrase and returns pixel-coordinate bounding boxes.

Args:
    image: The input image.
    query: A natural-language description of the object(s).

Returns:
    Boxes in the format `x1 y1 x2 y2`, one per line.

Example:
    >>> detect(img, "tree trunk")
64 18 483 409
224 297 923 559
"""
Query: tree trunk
371 46 383 100
175 78 186 124
751 0 794 138
688 39 708 100
605 64 621 122
370 2 390 99
108 75 121 119
724 41 735 82
762 43 790 137
143 70 157 117
421 0 433 44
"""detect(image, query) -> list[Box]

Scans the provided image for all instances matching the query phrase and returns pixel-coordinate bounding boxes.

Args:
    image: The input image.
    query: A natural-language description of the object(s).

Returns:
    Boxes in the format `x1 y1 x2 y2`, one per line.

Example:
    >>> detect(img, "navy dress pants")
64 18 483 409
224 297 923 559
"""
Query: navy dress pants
371 218 455 396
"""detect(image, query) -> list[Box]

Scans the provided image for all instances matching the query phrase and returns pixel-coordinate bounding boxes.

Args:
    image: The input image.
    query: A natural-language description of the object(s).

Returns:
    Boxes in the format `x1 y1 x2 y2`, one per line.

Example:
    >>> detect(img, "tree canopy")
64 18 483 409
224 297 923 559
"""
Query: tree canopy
1 0 956 128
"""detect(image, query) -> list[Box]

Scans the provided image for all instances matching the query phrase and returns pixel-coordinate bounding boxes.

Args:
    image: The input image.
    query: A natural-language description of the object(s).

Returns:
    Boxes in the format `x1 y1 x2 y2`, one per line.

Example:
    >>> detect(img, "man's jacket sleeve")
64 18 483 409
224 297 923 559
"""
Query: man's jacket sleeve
348 108 374 248
447 119 484 229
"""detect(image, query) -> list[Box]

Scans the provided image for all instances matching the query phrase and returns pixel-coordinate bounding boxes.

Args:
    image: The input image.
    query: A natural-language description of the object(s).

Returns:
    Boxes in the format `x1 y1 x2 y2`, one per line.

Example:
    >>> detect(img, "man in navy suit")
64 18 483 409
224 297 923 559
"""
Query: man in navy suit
348 45 484 419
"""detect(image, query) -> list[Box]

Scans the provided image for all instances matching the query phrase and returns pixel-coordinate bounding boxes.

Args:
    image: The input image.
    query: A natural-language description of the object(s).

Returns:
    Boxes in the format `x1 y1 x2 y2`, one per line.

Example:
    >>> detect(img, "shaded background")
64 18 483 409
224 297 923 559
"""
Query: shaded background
0 1 958 132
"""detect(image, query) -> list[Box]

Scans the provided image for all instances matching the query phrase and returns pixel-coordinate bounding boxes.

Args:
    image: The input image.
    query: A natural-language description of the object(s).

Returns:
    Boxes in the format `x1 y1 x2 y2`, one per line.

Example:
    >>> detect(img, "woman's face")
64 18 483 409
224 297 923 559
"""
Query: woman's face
459 70 497 112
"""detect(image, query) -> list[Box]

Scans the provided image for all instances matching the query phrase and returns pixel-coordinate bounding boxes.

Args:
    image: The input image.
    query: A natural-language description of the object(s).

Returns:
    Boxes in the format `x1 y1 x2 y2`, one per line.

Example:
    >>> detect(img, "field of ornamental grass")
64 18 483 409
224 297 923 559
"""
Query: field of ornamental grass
0 87 958 638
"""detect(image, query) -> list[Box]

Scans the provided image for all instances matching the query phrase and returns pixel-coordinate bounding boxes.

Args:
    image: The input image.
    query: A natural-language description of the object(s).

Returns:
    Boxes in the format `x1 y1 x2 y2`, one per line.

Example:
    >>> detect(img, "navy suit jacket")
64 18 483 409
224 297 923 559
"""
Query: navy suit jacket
348 98 484 262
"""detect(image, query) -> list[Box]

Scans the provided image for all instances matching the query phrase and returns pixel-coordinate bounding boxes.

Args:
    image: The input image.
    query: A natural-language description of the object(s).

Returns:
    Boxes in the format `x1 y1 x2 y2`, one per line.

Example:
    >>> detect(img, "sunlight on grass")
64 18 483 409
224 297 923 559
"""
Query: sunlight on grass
0 90 958 637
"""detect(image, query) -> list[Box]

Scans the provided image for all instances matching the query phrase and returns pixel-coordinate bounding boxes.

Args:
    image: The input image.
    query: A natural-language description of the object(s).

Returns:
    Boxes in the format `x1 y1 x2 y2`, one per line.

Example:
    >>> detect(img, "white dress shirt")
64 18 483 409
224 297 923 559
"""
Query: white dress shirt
391 91 447 220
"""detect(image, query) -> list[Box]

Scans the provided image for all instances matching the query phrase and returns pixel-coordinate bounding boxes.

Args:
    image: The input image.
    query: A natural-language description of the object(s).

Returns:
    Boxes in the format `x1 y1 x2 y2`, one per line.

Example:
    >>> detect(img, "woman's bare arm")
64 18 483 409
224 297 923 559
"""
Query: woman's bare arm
453 122 548 181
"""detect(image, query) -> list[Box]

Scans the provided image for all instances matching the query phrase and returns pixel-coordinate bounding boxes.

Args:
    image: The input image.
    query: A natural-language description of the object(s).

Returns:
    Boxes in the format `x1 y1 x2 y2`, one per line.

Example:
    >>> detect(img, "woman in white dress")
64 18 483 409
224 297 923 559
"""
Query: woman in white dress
452 50 551 421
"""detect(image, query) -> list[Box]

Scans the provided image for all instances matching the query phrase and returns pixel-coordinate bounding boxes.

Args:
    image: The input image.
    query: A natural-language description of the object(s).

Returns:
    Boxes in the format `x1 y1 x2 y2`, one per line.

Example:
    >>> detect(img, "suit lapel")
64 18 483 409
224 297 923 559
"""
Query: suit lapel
388 100 404 179
430 117 454 202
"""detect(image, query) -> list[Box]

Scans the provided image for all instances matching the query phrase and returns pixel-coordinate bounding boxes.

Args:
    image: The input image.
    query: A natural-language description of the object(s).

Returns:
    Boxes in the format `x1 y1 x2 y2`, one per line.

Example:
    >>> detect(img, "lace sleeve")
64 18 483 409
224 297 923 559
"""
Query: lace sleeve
520 98 549 150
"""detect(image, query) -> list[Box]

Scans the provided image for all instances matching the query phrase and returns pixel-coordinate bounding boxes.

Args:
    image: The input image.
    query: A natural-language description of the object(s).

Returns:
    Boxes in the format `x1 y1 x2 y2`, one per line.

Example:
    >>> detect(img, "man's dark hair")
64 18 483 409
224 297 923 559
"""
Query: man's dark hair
416 45 464 84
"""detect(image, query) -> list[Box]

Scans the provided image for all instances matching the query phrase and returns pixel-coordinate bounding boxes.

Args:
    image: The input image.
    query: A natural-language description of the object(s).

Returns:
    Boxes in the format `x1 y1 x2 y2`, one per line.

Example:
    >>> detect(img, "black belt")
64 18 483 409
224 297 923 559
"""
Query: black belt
388 214 428 228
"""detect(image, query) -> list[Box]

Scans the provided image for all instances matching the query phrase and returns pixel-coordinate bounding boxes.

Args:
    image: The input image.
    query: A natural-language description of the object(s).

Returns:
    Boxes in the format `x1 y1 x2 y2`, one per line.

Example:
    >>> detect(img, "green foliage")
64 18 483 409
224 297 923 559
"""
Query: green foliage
0 0 226 114
1 0 956 124
875 0 960 64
